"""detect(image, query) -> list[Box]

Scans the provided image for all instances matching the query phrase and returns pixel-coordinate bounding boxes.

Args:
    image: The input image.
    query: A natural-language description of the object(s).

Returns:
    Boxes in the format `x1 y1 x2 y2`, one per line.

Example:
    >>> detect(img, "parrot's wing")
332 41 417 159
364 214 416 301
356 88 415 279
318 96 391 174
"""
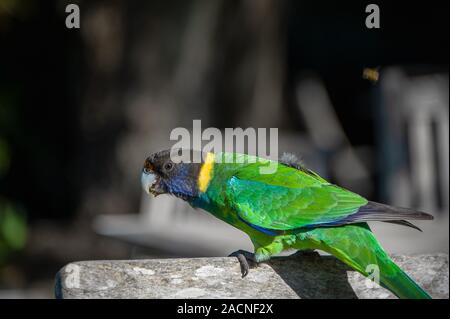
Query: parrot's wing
226 175 368 231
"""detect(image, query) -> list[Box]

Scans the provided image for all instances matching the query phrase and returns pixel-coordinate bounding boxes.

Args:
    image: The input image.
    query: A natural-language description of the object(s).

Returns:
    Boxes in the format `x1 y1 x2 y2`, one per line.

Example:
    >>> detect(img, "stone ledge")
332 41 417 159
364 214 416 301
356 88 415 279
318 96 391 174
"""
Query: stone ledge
55 253 448 299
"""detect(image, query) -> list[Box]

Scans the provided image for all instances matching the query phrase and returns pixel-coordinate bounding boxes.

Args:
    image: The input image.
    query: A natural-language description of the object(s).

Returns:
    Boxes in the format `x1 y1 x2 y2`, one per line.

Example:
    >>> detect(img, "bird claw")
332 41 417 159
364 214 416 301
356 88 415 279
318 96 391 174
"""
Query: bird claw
228 250 257 278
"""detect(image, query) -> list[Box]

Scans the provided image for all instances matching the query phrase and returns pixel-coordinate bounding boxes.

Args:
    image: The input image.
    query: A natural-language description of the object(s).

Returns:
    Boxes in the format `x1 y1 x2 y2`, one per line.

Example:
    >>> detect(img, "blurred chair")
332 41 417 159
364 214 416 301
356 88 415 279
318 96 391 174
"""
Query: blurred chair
368 68 449 254
378 68 449 214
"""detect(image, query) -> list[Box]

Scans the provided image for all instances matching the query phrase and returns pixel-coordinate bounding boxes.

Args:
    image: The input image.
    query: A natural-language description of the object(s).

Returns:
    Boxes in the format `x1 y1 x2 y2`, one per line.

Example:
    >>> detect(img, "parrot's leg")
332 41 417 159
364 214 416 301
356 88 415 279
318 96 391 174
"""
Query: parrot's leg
231 236 289 278
229 239 285 278
228 250 256 278
253 234 293 262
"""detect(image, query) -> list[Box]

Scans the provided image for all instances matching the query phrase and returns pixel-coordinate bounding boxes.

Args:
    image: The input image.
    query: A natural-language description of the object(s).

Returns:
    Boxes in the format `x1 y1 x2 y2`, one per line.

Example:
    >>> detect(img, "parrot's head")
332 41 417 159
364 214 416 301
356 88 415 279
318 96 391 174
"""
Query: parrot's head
141 149 205 201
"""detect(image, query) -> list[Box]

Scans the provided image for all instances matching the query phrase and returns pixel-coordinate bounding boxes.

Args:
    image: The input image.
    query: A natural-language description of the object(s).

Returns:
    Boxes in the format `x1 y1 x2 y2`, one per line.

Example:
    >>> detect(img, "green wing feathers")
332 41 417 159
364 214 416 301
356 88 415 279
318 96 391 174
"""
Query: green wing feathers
227 176 367 230
222 156 433 231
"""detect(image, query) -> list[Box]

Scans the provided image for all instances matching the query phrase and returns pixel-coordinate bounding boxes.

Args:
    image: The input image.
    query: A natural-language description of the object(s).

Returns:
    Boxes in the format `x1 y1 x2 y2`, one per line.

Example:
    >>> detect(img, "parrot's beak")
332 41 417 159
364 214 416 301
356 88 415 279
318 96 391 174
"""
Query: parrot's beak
141 170 158 195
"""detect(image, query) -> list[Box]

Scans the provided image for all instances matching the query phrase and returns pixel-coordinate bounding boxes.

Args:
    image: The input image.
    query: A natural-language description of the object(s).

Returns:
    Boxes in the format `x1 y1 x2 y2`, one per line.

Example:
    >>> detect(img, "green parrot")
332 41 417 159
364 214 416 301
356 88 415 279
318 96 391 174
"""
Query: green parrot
141 149 434 299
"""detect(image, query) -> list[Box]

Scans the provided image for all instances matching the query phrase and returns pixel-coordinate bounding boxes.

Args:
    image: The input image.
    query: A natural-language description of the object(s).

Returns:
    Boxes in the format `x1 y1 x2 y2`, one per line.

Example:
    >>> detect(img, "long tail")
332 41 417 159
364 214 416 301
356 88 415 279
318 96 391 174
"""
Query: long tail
307 223 432 299
336 201 434 231
378 258 431 299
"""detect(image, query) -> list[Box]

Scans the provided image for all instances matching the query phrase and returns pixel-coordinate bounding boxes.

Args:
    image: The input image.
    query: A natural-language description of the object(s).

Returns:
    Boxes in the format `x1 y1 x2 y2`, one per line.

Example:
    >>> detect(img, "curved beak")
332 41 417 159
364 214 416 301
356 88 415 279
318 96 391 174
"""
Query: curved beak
141 170 157 195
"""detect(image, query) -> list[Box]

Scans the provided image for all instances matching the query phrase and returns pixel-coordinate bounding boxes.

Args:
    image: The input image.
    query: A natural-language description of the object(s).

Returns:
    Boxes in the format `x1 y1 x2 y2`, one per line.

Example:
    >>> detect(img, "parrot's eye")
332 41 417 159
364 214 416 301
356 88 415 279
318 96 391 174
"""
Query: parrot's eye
163 162 174 172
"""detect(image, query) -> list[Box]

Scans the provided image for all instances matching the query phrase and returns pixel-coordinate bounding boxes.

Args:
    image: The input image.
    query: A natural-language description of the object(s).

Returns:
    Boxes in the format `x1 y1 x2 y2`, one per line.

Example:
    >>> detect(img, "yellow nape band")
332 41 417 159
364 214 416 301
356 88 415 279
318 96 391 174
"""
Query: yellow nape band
198 152 215 192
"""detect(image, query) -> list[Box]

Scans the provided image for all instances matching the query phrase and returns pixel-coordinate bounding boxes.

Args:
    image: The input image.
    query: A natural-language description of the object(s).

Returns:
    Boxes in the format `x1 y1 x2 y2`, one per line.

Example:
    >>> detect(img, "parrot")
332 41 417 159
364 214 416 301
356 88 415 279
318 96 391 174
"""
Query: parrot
141 149 434 299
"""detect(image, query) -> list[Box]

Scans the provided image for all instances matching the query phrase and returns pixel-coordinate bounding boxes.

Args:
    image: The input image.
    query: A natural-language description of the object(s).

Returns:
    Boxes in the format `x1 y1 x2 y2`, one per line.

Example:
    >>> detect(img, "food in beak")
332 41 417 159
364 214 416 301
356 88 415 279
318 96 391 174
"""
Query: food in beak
141 171 157 194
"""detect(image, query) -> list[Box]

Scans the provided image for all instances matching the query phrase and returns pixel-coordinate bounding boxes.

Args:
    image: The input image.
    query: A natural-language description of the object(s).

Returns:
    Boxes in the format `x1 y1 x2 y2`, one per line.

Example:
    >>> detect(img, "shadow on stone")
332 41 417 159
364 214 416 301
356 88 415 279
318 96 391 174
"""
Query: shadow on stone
268 253 358 299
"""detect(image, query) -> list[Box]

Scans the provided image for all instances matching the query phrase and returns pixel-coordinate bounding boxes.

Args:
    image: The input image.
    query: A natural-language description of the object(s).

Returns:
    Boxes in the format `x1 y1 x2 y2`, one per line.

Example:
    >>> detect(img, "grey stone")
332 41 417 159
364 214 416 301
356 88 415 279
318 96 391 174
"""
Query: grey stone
55 253 448 299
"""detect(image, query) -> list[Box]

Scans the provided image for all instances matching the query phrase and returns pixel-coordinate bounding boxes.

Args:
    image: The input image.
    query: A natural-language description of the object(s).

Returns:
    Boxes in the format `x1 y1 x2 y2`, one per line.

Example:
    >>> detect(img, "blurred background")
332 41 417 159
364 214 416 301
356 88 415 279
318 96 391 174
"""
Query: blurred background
0 0 448 298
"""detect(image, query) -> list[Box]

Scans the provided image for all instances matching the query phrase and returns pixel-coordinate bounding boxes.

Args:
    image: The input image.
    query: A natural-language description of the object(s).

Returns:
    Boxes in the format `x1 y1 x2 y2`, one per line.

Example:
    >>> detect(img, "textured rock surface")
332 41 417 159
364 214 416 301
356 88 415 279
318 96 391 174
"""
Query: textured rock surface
55 253 448 299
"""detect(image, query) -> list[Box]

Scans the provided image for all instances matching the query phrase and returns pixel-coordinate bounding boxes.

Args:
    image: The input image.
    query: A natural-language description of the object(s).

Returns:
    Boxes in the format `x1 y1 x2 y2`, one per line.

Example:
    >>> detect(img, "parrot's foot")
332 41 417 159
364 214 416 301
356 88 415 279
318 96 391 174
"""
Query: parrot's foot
228 250 257 278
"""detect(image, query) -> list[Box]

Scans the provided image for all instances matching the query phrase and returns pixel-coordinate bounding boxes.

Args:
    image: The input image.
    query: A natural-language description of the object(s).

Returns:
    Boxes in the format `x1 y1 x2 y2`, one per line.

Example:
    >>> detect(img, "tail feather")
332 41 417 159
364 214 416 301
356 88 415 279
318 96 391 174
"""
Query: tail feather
379 260 431 299
338 201 434 229
359 201 434 221
382 220 423 232
306 223 432 299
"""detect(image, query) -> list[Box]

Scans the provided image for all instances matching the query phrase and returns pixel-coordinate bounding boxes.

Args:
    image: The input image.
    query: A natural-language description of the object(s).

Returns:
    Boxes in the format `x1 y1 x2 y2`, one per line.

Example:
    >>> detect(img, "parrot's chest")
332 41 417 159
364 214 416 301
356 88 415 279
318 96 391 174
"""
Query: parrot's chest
193 190 314 251
193 194 241 226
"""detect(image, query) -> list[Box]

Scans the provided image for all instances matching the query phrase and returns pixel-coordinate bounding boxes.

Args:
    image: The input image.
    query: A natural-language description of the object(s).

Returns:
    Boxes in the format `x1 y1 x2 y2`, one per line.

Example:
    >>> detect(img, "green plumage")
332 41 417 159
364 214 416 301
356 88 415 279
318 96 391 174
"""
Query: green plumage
193 152 432 299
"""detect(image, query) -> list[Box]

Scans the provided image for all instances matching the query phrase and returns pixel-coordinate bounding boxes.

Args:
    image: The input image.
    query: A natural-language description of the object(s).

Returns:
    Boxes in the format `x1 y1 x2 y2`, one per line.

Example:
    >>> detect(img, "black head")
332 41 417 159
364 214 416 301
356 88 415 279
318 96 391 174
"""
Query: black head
141 149 204 201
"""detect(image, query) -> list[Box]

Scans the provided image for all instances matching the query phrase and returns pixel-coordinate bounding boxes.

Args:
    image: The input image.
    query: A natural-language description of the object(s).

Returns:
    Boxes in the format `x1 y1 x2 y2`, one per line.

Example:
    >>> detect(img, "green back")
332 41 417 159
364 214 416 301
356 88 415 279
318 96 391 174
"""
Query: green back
204 152 368 230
